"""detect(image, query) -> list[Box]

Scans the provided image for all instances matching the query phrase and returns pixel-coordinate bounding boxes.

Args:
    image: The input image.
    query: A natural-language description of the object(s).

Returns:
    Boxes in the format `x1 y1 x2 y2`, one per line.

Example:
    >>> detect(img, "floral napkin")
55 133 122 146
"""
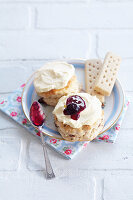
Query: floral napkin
0 84 129 159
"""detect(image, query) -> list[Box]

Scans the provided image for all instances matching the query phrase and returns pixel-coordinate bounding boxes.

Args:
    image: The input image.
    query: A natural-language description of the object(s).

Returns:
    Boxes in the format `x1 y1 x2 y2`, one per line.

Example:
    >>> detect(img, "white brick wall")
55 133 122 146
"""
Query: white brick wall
104 176 133 200
0 66 33 92
97 31 133 58
0 5 29 30
0 31 90 59
0 171 94 200
0 0 133 199
36 3 133 29
0 136 20 170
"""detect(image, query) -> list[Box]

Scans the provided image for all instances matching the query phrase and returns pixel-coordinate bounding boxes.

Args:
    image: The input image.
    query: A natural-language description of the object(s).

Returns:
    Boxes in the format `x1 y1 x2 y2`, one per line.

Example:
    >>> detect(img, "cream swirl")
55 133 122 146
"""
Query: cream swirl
53 93 102 128
34 61 75 93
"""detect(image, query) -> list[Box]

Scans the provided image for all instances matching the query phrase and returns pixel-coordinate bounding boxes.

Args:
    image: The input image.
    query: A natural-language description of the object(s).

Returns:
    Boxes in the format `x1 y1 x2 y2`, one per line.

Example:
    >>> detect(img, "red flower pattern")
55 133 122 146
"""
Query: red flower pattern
50 139 57 144
10 111 17 117
115 124 120 131
83 142 88 147
16 96 21 102
99 135 109 140
22 118 27 124
64 149 72 155
20 83 25 88
36 132 40 136
0 100 4 104
127 101 130 107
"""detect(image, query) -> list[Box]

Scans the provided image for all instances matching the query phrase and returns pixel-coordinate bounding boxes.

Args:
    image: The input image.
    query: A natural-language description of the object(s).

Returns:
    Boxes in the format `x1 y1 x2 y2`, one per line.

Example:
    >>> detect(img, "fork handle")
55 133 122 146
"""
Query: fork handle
39 127 55 179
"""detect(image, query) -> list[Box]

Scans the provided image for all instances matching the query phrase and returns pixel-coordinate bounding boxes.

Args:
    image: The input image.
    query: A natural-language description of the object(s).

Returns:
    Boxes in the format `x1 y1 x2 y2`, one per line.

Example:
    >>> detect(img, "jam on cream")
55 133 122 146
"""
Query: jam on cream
34 61 75 93
63 95 86 120
53 93 102 129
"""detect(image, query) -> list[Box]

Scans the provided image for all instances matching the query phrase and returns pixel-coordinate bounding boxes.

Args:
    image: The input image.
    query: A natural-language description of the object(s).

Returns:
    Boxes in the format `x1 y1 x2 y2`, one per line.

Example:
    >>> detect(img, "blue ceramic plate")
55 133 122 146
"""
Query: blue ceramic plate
21 60 125 140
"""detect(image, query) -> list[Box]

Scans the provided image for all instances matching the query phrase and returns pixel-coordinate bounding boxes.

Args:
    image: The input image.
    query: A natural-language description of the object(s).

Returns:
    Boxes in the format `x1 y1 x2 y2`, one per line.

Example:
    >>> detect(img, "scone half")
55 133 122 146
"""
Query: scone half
54 111 104 142
34 62 81 106
37 76 81 106
53 93 104 142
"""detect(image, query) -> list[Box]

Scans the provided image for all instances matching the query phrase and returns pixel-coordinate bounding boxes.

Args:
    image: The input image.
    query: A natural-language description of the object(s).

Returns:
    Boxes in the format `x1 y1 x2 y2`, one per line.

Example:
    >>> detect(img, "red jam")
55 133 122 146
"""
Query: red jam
30 101 45 126
63 95 86 120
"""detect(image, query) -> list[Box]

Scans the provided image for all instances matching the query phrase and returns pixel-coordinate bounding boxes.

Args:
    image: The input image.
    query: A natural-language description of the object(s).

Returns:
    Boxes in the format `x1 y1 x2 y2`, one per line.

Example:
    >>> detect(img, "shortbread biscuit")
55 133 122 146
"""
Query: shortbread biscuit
94 52 121 96
37 76 81 106
85 59 104 103
54 111 104 142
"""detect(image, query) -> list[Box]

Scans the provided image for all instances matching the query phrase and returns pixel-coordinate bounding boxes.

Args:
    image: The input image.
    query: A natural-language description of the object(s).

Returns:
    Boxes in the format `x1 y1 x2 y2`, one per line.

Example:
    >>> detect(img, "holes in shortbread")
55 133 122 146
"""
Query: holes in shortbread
89 68 91 71
93 76 96 79
109 83 111 86
111 78 113 81
97 73 99 75
90 87 92 89
97 61 99 64
110 56 112 58
106 79 108 82
105 70 107 73
89 74 91 77
93 65 95 68
97 67 99 70
103 75 105 78
101 81 103 84
110 69 112 71
113 73 115 75
90 80 92 83
114 68 117 71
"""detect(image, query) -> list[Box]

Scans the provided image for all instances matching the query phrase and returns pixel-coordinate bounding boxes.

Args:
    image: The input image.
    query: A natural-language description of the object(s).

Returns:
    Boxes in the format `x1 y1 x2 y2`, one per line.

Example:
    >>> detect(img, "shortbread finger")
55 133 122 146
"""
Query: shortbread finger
94 52 121 96
85 59 104 103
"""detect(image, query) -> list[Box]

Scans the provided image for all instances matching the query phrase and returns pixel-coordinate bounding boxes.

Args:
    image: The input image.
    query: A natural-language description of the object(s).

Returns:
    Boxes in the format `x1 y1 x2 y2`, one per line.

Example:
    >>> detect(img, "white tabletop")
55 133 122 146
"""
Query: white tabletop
0 1 133 200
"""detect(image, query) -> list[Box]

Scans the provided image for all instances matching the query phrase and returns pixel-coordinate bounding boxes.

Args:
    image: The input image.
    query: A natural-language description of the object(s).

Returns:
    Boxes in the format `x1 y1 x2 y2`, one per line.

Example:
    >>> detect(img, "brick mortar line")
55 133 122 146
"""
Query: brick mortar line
0 57 133 62
95 0 133 2
35 28 133 31
0 127 21 131
102 179 104 200
1 28 133 32
0 1 88 4
27 168 133 172
1 168 133 174
0 58 54 61
17 138 29 171
0 1 133 3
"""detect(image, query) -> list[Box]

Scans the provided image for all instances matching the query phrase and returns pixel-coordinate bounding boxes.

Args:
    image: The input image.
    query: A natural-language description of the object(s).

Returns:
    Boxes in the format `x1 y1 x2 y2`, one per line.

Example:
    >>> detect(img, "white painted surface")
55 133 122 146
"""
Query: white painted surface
0 31 90 60
0 5 29 30
0 0 133 199
104 176 133 200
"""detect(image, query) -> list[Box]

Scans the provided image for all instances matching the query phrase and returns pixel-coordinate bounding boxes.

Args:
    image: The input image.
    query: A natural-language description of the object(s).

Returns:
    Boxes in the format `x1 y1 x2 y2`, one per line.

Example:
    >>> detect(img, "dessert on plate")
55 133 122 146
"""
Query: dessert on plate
34 61 80 106
53 93 104 142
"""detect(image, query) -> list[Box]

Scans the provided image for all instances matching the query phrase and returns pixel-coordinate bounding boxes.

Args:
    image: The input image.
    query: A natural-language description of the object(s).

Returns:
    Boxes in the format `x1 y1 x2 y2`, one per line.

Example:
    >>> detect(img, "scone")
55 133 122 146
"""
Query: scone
53 93 104 142
34 61 80 106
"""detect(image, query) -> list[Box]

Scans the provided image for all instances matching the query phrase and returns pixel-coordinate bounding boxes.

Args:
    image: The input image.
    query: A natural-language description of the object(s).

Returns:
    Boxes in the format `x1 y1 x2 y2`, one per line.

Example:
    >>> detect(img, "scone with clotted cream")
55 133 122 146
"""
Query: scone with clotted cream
53 93 104 141
34 62 80 106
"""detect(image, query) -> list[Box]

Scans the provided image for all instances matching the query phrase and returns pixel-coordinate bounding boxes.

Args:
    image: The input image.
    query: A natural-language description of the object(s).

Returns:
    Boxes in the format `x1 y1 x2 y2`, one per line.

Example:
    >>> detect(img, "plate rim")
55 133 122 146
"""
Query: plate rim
21 59 125 141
